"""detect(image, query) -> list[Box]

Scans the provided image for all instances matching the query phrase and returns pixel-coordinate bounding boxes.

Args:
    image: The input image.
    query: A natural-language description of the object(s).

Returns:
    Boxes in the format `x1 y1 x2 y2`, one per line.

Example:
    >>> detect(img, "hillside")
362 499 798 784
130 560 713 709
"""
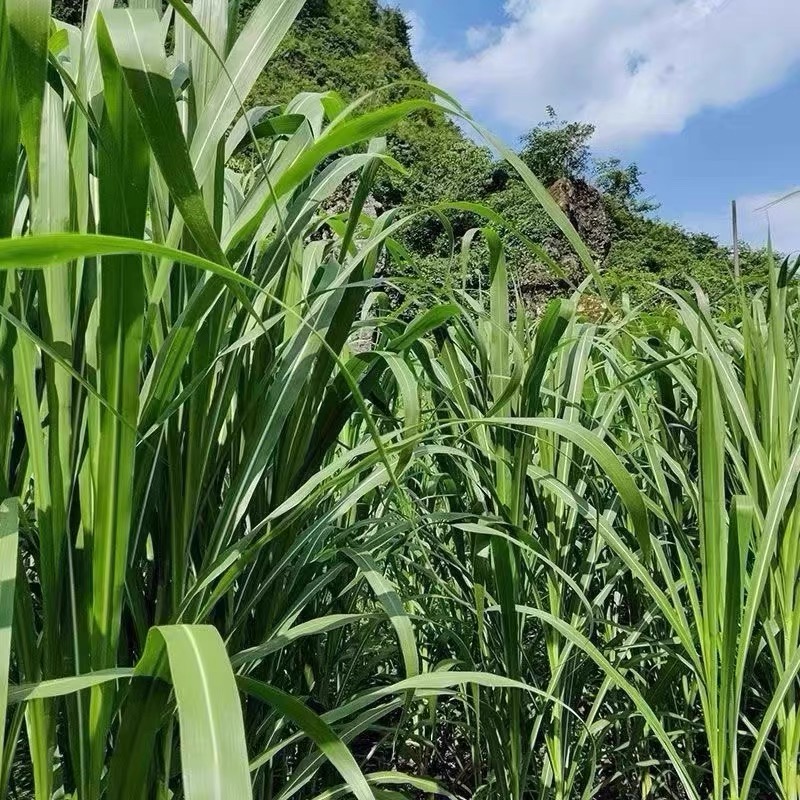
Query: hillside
248 0 500 301
51 0 771 311
250 0 490 213
248 0 769 313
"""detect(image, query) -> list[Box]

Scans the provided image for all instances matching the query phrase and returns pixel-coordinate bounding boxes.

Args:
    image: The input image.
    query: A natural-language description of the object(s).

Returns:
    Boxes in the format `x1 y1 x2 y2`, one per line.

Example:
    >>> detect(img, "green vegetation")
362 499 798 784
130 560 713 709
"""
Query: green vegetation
519 107 597 188
50 0 773 312
1 1 798 800
248 4 773 315
603 203 773 315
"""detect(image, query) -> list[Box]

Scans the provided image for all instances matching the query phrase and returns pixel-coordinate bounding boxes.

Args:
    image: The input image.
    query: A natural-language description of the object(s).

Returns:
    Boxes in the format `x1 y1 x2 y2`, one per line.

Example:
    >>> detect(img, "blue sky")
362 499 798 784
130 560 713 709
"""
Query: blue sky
387 0 800 253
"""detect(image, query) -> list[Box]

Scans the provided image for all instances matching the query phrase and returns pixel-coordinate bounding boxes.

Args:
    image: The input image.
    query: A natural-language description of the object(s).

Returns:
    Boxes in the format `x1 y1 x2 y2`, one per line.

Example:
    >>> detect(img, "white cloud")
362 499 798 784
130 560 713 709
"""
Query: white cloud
683 188 800 255
417 0 800 146
465 24 502 51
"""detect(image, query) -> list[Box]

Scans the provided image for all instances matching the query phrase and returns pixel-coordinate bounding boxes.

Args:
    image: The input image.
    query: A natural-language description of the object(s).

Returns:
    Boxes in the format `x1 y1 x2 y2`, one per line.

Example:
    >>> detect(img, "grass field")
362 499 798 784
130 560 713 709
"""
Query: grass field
1 1 799 798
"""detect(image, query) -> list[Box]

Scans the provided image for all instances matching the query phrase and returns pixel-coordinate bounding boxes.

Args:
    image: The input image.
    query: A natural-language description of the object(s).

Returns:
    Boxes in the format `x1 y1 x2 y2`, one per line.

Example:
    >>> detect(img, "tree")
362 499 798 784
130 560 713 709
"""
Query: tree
518 107 595 186
595 157 659 213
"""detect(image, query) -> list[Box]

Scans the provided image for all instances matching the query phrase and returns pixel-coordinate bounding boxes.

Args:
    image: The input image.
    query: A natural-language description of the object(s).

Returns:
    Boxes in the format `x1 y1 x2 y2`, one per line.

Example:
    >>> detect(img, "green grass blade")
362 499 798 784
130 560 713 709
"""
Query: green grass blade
99 8 228 265
8 669 135 704
0 0 18 237
87 29 150 791
189 0 306 186
525 607 699 800
140 626 253 800
5 0 49 190
0 500 18 761
239 676 376 800
0 232 257 288
232 614 369 667
736 442 800 705
499 415 651 558
344 549 419 679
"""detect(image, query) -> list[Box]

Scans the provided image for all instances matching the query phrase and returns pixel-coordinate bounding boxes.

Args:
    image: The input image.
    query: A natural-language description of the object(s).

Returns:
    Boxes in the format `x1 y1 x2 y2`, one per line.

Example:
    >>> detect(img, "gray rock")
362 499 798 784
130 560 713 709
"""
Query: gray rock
519 177 611 312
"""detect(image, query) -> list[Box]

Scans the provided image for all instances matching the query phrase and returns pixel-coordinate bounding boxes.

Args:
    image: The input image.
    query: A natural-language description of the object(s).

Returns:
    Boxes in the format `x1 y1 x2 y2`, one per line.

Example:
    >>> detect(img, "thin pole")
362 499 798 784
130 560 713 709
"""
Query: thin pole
731 199 741 280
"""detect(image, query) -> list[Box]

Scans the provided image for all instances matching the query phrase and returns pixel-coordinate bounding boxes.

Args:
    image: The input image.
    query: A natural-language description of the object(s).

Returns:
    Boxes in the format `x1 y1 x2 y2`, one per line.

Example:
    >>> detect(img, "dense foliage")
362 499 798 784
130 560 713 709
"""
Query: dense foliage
2 2 798 800
519 107 596 188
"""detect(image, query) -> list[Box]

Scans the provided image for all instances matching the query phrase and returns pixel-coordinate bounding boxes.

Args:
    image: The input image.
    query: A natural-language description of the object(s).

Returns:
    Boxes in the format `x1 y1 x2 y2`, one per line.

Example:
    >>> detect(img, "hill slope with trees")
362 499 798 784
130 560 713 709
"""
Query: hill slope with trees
53 0 772 312
244 0 769 312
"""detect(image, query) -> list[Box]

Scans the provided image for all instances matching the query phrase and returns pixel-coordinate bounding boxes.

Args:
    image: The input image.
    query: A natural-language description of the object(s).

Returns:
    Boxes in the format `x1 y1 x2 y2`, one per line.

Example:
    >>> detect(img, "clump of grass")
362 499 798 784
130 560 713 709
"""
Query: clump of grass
1 1 800 799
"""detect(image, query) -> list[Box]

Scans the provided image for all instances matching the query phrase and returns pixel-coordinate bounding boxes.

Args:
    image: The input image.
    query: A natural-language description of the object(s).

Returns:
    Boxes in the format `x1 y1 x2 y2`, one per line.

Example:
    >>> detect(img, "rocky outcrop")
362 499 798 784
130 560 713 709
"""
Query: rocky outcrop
519 177 612 311
548 177 612 263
